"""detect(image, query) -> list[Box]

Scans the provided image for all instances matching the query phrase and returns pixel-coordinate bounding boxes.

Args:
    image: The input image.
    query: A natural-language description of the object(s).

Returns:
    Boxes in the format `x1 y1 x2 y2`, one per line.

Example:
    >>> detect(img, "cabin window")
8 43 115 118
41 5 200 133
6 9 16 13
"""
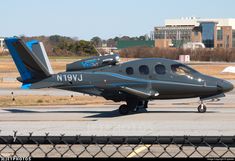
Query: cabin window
139 65 149 75
126 67 134 75
155 64 166 75
171 64 196 78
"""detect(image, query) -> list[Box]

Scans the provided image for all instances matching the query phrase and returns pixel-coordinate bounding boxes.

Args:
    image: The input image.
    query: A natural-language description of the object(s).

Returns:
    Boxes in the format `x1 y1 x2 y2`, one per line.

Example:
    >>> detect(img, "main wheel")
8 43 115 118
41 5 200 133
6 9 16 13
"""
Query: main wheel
198 104 207 113
119 105 130 115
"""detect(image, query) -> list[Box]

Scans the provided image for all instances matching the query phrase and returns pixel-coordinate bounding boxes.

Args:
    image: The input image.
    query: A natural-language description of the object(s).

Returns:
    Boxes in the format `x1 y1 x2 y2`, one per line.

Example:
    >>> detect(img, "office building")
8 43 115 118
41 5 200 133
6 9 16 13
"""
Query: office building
154 18 235 49
0 38 4 53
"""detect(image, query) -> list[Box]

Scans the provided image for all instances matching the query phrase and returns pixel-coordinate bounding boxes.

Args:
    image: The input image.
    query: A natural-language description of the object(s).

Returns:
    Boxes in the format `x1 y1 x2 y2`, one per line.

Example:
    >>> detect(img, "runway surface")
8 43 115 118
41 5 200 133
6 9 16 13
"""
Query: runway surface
0 91 235 136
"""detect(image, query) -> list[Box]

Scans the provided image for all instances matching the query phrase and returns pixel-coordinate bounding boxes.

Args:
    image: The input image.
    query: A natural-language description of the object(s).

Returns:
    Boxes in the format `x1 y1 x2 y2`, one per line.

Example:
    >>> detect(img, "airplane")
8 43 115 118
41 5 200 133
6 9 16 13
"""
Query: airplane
4 37 234 115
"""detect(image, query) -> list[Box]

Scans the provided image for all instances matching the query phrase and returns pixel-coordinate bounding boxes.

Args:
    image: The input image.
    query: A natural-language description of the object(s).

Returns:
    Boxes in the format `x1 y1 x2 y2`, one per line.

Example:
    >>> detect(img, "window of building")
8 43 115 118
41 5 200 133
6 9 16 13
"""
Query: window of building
233 30 235 48
139 65 149 75
155 64 166 75
233 40 235 48
217 30 223 40
217 44 223 48
200 22 216 48
126 67 134 75
226 35 230 48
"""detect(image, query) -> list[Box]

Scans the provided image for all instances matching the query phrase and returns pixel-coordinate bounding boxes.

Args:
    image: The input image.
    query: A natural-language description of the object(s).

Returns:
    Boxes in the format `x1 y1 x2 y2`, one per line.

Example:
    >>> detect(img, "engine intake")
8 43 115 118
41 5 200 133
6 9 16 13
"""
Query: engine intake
66 54 120 71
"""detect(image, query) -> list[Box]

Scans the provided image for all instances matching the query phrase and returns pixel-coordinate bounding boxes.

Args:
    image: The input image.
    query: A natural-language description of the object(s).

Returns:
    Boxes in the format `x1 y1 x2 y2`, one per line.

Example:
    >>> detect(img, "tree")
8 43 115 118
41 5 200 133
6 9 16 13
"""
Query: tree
91 36 102 47
138 36 146 41
107 38 116 47
114 37 120 42
120 36 130 40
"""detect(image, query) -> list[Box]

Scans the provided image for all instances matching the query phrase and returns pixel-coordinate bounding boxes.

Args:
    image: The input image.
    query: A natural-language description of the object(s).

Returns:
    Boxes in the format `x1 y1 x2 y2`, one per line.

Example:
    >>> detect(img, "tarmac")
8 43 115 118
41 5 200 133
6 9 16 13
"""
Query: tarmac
0 90 235 136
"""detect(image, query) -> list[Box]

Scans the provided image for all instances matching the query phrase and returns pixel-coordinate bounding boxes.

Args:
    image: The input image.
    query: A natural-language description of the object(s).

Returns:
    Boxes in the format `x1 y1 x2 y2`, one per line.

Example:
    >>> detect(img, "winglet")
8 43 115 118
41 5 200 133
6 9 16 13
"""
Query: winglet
21 83 32 90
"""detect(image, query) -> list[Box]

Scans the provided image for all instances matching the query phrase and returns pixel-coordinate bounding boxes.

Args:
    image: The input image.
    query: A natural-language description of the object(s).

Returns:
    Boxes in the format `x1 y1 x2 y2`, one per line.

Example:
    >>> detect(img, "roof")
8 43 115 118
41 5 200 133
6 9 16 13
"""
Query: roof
165 18 235 29
117 40 155 49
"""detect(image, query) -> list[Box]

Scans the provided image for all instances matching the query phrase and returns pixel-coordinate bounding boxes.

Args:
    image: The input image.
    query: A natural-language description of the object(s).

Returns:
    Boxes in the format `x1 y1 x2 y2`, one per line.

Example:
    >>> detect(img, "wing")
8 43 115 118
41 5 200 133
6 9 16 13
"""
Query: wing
119 86 159 99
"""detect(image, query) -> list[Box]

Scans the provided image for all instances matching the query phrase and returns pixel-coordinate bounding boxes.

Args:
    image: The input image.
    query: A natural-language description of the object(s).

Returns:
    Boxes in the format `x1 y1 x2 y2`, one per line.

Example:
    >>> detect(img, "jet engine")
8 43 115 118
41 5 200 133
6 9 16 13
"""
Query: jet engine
66 54 120 71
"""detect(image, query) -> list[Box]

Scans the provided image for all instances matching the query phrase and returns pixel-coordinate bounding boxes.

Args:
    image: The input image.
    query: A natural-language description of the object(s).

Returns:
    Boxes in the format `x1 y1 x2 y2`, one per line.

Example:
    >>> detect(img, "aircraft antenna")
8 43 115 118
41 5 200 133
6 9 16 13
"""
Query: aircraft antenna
93 45 102 56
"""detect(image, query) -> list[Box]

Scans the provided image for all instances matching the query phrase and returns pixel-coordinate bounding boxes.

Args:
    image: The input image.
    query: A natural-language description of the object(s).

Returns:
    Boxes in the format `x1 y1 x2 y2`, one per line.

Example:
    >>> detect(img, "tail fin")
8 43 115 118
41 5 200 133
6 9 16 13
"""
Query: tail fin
4 37 52 86
26 40 54 75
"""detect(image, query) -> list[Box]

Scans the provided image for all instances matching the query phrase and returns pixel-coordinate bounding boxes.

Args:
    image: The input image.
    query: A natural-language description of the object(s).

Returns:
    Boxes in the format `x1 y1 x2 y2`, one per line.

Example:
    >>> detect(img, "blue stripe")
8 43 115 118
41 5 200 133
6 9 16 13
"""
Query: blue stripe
4 38 32 81
21 83 32 89
108 82 144 87
26 40 39 52
62 82 143 88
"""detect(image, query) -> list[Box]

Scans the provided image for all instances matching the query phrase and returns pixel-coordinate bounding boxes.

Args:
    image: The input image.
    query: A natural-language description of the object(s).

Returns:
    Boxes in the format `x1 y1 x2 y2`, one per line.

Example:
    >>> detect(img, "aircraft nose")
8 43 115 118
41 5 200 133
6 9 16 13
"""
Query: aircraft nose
218 80 234 93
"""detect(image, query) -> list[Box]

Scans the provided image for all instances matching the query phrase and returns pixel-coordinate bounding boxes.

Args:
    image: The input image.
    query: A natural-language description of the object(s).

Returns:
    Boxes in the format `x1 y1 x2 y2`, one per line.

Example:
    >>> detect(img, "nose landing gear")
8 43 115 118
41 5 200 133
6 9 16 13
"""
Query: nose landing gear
198 101 207 113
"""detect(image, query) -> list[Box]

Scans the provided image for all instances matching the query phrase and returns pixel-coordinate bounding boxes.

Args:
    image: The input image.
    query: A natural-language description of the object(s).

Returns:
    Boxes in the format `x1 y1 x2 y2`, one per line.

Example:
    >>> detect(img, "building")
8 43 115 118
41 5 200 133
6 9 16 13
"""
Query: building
0 38 5 53
155 26 194 48
154 17 235 49
97 43 118 53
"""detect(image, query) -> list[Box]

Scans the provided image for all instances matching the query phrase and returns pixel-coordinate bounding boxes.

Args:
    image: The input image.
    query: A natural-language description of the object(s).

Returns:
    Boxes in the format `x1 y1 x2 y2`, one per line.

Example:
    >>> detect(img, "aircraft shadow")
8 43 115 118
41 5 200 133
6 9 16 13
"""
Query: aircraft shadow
4 109 126 118
85 110 217 118
4 108 217 118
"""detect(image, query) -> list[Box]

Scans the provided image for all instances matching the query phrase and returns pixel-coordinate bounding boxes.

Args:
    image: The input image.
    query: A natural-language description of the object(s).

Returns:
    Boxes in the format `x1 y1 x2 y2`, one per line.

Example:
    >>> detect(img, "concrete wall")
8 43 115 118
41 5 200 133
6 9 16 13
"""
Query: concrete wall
155 39 172 48
191 32 202 43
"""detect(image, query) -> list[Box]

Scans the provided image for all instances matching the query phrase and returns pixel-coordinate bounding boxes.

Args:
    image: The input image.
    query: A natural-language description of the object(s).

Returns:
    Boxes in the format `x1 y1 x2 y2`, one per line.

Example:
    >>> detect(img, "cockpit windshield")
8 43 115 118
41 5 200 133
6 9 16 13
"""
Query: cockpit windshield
171 64 198 77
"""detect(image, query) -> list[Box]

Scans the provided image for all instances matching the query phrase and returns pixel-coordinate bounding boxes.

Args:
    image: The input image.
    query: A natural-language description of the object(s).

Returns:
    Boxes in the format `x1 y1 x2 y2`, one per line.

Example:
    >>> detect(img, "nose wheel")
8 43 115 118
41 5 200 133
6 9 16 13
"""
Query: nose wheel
198 103 207 113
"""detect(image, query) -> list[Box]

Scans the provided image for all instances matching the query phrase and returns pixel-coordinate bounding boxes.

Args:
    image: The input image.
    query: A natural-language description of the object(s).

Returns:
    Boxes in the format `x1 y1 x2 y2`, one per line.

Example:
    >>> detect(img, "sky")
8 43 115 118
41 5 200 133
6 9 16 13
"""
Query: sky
1 0 235 40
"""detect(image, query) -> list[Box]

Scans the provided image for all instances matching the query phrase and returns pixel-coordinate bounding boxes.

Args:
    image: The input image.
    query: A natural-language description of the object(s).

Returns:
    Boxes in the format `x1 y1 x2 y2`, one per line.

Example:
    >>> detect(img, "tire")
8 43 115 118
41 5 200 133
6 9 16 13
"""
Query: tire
198 104 207 113
119 105 130 115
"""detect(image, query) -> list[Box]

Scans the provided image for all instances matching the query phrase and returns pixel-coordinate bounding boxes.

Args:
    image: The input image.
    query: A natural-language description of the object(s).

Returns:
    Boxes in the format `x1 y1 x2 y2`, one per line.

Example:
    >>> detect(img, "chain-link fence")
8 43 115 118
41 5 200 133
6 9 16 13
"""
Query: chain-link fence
0 133 235 158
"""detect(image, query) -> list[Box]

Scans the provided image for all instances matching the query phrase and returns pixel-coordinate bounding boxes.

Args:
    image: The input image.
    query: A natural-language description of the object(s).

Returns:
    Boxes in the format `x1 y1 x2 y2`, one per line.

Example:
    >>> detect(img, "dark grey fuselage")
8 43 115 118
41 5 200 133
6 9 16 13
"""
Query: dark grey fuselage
33 58 233 102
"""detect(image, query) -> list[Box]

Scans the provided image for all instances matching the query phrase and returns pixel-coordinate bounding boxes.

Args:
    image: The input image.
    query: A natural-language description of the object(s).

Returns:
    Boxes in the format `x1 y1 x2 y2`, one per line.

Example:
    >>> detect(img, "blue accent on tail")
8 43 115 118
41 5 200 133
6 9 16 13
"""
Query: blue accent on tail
26 40 39 52
21 83 32 89
4 38 32 81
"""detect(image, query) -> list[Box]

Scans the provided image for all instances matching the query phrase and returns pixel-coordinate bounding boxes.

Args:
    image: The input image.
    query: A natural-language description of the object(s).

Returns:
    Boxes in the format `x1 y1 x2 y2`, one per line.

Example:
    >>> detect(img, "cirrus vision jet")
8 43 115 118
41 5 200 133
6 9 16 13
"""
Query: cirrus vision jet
4 37 234 115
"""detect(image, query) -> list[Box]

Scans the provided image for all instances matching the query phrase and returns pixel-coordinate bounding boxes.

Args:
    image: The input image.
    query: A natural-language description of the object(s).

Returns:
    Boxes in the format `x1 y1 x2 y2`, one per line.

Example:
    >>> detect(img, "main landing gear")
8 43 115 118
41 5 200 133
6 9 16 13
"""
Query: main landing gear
119 100 148 115
119 105 130 115
119 100 208 115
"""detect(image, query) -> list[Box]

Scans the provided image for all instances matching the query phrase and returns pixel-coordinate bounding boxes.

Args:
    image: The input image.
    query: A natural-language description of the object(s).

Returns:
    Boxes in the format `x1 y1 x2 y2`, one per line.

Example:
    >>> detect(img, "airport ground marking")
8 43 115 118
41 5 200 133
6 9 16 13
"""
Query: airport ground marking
127 145 151 158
